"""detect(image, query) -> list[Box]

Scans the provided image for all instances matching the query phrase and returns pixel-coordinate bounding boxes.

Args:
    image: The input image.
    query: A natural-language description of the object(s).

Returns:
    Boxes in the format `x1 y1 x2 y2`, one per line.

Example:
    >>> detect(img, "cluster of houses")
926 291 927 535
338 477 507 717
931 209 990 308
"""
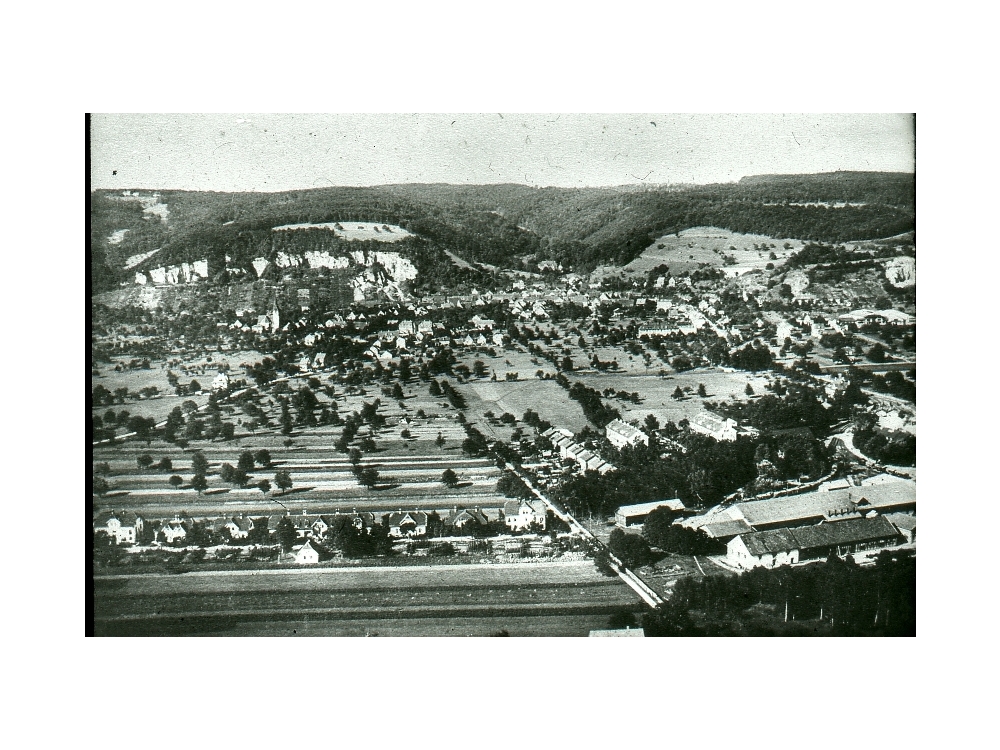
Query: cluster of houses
676 475 916 569
94 498 550 557
541 426 615 474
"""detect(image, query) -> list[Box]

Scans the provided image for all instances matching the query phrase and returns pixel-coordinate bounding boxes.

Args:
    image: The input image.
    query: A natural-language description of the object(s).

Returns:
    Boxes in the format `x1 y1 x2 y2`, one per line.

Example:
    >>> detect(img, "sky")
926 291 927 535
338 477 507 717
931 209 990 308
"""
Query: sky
90 113 914 192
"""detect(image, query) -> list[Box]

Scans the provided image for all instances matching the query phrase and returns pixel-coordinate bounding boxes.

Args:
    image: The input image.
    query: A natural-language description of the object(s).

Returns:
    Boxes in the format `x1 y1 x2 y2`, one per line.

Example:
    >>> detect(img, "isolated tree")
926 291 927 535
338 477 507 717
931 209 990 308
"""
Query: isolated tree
257 479 271 495
220 422 236 441
191 473 208 494
219 463 236 483
274 470 293 494
441 468 460 488
429 379 442 397
156 457 172 472
191 451 209 476
435 432 446 448
473 360 488 378
231 468 249 487
349 447 362 466
254 449 272 467
672 386 685 400
561 356 574 371
136 453 154 469
237 451 255 474
359 436 377 452
644 414 660 433
400 428 412 439
745 383 755 396
358 466 379 489
697 383 707 397
168 475 183 489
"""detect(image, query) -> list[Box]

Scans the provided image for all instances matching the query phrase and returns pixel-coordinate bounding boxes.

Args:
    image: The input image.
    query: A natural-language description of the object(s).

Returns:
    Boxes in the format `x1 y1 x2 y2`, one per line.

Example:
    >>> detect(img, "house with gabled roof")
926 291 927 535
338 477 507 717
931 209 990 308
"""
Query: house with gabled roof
295 538 332 564
503 499 546 531
94 511 144 545
159 516 188 544
446 507 489 530
387 511 428 537
689 411 738 442
605 419 649 449
727 516 902 570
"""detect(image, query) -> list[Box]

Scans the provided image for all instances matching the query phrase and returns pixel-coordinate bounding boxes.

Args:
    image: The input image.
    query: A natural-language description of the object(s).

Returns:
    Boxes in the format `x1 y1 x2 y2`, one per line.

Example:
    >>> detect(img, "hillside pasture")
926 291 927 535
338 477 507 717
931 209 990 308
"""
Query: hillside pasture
622 226 805 277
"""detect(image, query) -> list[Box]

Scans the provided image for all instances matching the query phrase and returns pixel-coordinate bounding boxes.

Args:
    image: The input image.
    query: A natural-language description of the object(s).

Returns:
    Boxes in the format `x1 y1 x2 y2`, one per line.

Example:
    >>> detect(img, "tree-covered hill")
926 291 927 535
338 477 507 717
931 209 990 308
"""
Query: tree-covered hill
90 171 915 293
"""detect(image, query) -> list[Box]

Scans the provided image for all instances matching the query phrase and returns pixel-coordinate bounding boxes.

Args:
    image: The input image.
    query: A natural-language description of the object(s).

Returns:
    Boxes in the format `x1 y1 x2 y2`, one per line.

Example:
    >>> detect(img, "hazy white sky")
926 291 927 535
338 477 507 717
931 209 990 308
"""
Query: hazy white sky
90 113 914 192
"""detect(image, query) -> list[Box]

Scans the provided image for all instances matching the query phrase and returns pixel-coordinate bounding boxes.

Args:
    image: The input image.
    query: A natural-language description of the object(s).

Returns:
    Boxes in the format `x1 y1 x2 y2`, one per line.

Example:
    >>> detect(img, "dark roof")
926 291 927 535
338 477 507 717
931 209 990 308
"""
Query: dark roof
739 516 901 557
702 519 752 539
387 511 428 526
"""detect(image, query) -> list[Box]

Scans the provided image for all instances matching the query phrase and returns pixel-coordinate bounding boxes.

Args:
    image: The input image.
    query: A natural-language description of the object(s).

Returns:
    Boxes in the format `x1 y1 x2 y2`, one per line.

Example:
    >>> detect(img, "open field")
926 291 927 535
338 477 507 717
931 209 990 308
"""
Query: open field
93 562 642 636
460 379 589 433
622 226 804 277
573 368 772 427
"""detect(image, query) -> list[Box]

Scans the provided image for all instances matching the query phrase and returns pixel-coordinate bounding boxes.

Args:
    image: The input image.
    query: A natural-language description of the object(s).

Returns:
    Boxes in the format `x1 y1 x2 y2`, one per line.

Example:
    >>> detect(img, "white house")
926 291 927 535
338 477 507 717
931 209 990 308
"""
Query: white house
387 511 428 537
689 412 738 442
94 511 144 544
295 539 331 564
605 419 649 449
503 500 546 531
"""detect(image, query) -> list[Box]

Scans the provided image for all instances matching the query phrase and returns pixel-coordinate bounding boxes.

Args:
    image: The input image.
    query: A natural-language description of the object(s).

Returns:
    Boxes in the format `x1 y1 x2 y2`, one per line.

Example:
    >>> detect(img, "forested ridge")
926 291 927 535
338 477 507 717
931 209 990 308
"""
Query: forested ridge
90 171 915 292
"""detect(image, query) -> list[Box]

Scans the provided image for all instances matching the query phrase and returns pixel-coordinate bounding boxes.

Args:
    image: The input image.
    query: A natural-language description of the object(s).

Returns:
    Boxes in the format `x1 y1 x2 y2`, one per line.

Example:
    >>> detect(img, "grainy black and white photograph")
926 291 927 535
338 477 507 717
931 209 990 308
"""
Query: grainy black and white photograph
89 113 916 637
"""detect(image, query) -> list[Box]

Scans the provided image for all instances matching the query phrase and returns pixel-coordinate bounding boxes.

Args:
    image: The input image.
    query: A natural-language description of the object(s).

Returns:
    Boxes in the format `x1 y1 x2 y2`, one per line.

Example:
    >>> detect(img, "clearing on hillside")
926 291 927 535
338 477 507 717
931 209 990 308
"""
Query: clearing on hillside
620 226 805 277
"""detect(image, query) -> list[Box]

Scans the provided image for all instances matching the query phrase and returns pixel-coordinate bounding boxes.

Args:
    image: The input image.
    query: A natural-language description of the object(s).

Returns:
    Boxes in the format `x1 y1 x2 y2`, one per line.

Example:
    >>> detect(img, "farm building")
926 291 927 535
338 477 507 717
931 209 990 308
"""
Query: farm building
614 499 687 528
504 499 547 531
689 411 739 442
884 513 916 543
726 516 903 570
683 481 917 536
605 419 649 449
94 511 144 545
